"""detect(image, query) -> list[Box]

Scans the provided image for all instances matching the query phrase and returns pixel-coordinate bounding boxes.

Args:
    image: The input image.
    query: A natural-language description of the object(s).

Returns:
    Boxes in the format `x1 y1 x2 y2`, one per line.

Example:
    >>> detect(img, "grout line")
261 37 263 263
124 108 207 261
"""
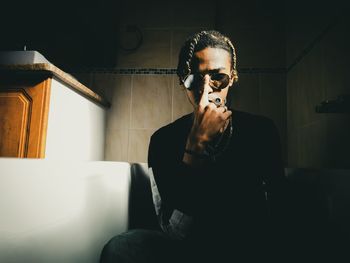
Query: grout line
170 30 174 69
129 75 133 130
171 76 174 121
170 31 174 121
127 75 133 162
258 73 262 114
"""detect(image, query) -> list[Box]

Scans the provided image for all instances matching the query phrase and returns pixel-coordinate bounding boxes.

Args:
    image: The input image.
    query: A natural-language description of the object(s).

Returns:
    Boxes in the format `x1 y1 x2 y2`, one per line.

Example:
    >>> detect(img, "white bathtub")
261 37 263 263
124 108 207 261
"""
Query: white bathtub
0 158 131 263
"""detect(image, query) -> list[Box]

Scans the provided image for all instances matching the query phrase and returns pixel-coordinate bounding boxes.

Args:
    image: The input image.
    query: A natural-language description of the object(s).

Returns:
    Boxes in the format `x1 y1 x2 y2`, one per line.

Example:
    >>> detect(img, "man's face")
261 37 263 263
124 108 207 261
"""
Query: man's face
185 47 234 108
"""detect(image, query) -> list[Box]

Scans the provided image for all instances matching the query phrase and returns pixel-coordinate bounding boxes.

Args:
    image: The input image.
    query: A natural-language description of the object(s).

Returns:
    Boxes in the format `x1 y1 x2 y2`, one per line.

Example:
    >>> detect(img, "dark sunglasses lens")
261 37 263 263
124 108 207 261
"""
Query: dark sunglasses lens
210 73 230 89
184 73 230 90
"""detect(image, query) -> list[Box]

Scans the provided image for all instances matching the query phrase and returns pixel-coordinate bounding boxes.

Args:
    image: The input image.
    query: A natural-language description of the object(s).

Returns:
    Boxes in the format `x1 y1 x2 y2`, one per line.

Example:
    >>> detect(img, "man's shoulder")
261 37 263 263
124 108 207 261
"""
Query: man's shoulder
233 110 280 151
151 113 193 142
233 110 275 129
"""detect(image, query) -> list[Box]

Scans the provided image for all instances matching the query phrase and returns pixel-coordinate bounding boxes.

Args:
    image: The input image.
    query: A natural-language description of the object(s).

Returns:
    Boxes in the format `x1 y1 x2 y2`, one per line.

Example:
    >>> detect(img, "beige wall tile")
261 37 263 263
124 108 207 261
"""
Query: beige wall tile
119 1 172 29
169 0 215 28
92 73 121 102
285 2 332 66
128 129 156 163
299 45 327 125
172 76 193 121
230 73 260 114
287 129 298 168
105 129 129 162
105 75 132 131
171 29 203 68
323 22 348 98
225 27 285 68
131 75 172 129
216 0 285 29
217 0 285 68
117 30 171 68
259 73 286 119
298 120 328 168
71 72 93 89
119 0 215 29
287 56 327 129
259 73 287 161
286 68 299 131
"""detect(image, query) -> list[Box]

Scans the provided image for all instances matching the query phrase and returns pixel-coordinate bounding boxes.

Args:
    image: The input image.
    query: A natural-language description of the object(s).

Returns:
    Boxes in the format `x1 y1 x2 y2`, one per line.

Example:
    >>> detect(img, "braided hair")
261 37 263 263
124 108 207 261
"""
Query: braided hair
177 30 238 85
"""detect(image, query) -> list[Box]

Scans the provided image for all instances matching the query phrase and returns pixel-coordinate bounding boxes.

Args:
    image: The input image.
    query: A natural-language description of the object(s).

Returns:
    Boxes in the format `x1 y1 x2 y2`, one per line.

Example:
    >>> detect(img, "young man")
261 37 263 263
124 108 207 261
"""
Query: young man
101 30 288 263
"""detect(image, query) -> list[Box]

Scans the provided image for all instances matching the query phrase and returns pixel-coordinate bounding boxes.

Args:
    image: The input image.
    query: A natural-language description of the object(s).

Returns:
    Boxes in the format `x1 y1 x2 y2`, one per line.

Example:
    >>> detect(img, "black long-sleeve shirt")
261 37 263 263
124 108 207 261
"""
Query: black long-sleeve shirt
148 110 288 246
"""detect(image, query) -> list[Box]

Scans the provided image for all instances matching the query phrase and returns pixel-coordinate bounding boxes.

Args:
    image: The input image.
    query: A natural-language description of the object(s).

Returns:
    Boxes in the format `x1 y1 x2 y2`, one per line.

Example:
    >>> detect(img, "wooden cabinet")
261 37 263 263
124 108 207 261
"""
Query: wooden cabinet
0 76 51 158
0 64 109 160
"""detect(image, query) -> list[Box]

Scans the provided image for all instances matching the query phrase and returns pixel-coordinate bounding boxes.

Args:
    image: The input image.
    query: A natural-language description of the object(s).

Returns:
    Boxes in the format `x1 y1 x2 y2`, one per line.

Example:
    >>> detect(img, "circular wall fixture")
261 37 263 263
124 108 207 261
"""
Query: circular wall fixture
118 25 143 52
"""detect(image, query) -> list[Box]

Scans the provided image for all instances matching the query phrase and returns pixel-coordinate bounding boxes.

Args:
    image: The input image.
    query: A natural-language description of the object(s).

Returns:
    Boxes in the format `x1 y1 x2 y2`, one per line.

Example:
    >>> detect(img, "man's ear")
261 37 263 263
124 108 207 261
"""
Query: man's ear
230 69 239 84
229 70 235 87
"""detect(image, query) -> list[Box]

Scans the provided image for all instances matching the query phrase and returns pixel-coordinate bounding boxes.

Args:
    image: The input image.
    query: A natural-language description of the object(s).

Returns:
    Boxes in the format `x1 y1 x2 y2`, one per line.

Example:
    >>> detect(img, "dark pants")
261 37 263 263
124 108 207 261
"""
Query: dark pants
100 229 186 263
100 229 273 263
101 227 349 263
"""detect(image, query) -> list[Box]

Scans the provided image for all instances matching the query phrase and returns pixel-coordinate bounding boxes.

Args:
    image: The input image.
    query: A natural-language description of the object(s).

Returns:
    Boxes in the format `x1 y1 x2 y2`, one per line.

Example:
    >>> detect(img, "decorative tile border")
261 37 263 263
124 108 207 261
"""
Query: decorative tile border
70 67 286 74
238 68 286 74
69 68 177 74
115 68 178 74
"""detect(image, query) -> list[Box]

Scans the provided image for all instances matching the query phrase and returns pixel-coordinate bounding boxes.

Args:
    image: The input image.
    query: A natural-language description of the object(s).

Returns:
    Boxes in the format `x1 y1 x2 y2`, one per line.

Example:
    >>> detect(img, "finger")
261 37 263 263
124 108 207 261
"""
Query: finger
199 82 211 109
219 112 232 133
222 110 232 120
220 105 228 112
216 105 229 113
220 118 230 133
216 106 227 113
205 102 217 112
219 123 227 133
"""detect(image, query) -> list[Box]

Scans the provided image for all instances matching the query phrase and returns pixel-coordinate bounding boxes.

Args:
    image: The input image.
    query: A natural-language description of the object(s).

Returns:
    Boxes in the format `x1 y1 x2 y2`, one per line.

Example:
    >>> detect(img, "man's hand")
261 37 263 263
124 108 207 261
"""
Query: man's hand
185 83 232 155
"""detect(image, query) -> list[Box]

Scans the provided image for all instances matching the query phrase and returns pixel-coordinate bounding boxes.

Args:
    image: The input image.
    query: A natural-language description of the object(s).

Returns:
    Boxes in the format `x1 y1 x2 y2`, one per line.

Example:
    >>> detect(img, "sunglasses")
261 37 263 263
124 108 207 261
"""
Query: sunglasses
183 72 231 90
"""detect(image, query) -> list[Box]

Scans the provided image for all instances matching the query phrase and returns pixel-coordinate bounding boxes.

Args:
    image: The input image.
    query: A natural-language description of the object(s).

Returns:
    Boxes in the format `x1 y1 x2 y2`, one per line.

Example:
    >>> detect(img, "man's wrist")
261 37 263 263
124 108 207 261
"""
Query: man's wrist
186 133 208 153
183 135 209 166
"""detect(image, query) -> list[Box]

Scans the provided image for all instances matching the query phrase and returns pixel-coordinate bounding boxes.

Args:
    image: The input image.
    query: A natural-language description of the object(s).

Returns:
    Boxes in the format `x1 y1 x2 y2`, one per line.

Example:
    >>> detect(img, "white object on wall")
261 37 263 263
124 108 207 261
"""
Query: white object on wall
45 78 106 161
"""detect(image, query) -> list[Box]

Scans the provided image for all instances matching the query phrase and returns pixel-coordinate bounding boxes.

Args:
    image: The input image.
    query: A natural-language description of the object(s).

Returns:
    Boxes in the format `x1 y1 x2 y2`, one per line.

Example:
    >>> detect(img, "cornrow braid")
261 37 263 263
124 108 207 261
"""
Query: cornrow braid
180 31 206 81
177 30 238 85
223 36 238 83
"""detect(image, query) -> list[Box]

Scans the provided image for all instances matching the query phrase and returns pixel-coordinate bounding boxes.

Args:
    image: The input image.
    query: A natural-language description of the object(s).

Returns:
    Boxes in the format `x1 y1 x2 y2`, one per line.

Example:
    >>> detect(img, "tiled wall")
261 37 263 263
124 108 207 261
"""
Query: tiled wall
74 71 193 163
74 0 287 163
286 3 350 168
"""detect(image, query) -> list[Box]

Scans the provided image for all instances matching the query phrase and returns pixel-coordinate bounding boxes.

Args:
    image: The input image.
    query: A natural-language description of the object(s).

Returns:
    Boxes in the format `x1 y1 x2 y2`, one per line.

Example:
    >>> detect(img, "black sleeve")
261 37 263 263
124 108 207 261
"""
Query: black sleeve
148 131 209 215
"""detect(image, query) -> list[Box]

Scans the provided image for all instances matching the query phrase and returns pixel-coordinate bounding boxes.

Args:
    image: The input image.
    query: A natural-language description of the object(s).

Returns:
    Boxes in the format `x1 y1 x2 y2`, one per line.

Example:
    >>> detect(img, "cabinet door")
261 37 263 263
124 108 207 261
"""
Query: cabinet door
0 78 51 158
